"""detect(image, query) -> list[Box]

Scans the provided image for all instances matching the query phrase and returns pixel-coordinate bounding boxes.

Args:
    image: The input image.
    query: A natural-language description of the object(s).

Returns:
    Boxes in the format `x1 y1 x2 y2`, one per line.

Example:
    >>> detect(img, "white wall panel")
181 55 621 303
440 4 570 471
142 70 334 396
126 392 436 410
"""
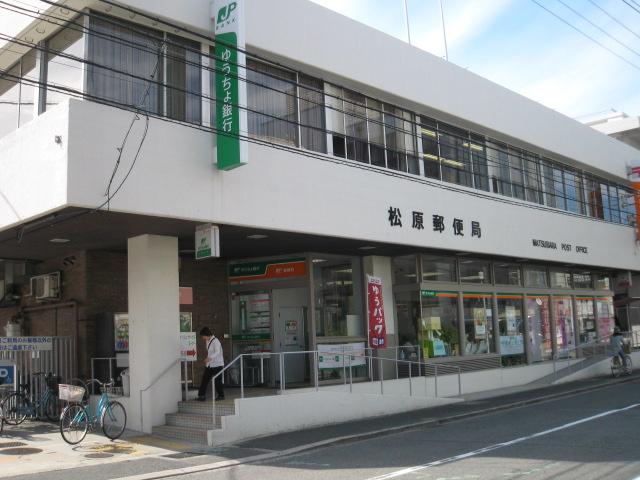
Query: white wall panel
65 100 640 271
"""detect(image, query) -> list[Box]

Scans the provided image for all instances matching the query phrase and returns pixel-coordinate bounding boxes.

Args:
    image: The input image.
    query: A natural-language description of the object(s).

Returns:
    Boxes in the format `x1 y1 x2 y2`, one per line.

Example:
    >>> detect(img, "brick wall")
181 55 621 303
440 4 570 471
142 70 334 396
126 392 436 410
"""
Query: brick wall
0 250 230 382
178 257 230 384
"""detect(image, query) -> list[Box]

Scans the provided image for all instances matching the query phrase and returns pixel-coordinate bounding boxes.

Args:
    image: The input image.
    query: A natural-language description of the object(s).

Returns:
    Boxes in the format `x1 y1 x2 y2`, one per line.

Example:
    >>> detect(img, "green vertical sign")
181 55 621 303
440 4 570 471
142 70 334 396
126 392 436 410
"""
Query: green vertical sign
213 1 247 170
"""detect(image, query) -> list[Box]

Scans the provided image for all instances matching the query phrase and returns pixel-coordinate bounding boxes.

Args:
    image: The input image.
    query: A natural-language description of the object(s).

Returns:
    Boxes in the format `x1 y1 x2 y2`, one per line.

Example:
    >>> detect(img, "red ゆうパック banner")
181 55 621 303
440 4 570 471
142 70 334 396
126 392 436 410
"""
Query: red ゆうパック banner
367 276 387 348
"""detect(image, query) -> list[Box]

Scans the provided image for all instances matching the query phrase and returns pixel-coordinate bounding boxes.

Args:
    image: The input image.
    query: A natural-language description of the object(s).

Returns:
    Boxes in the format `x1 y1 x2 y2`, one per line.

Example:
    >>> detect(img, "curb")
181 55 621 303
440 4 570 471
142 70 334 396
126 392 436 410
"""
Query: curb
111 374 639 480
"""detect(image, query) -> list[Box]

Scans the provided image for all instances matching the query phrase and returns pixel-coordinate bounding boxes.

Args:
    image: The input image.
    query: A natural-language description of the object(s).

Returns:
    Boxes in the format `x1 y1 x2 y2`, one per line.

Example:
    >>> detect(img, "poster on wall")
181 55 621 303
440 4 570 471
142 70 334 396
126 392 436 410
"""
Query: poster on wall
179 332 197 362
318 343 366 369
367 276 387 348
114 313 129 352
500 335 524 355
473 308 486 336
180 312 193 333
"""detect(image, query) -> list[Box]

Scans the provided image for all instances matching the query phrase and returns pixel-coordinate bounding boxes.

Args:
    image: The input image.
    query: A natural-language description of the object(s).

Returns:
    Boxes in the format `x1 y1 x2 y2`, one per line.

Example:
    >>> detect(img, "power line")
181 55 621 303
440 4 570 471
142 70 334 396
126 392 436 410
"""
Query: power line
104 41 162 212
0 40 599 200
0 68 631 245
555 0 640 59
0 50 627 208
586 0 640 42
0 6 607 196
622 0 640 15
0 0 627 197
530 0 640 72
0 27 628 202
0 5 633 207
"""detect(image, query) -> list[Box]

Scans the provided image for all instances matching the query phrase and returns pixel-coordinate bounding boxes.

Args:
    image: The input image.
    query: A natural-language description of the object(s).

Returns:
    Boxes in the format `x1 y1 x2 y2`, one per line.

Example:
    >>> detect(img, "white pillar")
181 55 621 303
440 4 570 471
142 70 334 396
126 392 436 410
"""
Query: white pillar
128 235 180 433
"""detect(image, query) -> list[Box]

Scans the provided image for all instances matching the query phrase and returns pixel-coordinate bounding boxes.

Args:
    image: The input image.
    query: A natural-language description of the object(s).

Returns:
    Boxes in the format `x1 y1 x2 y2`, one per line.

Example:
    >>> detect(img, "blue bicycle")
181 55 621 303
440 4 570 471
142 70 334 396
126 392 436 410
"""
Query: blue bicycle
59 379 127 445
1 372 61 425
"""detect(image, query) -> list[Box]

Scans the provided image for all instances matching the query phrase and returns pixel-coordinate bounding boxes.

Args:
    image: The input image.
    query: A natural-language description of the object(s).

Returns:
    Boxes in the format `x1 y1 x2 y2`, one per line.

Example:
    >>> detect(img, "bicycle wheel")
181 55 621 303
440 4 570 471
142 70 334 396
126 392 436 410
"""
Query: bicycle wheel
1 392 29 425
60 404 88 445
44 394 61 422
625 356 633 375
101 401 126 440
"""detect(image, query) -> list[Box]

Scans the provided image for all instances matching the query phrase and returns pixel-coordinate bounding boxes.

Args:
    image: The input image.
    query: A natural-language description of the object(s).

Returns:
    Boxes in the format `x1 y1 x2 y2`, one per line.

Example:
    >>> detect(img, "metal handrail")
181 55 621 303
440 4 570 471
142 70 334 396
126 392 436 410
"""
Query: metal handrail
139 357 181 431
209 348 465 428
551 332 634 378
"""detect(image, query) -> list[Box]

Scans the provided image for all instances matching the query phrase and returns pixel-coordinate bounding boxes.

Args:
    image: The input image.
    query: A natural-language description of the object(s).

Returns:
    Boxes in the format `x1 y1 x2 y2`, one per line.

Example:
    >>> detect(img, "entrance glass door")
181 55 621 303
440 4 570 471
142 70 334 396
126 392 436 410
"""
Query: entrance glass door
553 296 576 358
526 296 552 362
576 297 596 344
272 287 309 387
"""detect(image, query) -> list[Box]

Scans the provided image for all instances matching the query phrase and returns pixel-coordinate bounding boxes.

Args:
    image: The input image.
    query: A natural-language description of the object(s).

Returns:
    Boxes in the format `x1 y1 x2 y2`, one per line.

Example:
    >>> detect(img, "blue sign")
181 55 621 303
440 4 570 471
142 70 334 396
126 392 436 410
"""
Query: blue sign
0 364 15 387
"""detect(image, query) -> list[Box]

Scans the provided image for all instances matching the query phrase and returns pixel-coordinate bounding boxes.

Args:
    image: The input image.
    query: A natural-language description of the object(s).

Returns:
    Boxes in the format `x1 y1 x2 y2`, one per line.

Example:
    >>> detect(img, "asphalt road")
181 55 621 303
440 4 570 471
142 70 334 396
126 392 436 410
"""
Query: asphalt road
171 380 640 480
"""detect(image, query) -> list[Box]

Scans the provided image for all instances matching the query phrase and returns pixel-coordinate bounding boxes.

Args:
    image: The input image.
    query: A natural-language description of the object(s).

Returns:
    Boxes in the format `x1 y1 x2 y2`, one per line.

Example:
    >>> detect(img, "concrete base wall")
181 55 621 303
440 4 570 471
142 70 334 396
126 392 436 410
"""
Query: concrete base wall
210 391 459 446
209 360 574 446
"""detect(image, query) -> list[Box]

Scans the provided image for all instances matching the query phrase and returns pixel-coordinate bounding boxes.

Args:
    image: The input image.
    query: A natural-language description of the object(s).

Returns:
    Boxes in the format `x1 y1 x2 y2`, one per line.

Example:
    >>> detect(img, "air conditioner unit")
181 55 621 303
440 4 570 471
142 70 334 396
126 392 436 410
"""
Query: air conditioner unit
31 273 61 301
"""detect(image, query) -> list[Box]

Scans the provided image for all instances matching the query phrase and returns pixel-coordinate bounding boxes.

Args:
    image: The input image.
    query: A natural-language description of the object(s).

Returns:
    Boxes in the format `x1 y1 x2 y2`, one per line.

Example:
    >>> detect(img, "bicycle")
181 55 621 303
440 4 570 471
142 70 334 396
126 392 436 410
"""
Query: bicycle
59 379 127 445
611 354 633 377
1 372 61 425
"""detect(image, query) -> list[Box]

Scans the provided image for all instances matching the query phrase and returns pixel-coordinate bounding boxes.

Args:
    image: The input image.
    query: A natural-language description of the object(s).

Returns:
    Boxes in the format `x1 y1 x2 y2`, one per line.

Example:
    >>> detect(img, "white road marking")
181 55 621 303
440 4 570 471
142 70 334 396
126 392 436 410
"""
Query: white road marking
364 403 640 480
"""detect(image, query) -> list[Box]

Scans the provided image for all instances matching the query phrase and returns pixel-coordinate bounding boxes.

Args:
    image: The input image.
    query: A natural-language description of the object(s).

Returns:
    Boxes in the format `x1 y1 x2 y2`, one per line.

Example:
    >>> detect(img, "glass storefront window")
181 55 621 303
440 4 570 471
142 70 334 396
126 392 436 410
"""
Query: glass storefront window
421 254 457 283
494 263 522 286
594 273 611 290
392 255 418 285
553 297 576 357
314 256 363 337
524 266 548 288
572 271 592 289
459 259 491 284
395 290 421 348
497 296 525 365
421 294 460 358
230 291 271 337
463 295 494 354
527 296 552 362
550 269 572 289
576 297 596 343
596 297 615 338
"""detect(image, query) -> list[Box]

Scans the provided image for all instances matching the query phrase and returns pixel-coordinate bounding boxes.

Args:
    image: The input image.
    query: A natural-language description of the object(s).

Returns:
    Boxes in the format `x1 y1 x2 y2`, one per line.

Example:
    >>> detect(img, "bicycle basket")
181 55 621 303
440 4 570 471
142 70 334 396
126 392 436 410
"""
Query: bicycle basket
58 384 86 402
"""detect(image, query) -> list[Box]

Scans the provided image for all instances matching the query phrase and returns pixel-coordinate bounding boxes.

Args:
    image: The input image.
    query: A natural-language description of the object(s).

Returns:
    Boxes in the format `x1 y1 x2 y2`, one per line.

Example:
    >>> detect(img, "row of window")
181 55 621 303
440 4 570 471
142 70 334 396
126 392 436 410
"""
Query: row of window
0 12 635 226
392 254 612 290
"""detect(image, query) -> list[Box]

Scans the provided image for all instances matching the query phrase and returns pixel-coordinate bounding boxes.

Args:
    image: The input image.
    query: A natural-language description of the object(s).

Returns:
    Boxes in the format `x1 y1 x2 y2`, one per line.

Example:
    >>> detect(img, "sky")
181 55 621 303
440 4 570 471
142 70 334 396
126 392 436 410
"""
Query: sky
310 0 640 119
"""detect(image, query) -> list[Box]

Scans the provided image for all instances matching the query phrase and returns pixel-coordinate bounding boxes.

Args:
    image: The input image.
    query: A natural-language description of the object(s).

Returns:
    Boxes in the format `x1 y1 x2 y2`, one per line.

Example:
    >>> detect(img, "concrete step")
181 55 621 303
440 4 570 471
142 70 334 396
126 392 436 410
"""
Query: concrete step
178 400 235 416
152 424 209 445
166 412 221 429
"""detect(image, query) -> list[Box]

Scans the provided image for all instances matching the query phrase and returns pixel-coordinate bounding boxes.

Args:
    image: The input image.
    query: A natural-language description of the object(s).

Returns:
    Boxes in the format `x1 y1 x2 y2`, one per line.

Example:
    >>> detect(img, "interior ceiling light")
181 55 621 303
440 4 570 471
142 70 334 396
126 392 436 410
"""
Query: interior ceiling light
357 246 376 250
49 238 70 244
247 234 268 240
312 259 327 263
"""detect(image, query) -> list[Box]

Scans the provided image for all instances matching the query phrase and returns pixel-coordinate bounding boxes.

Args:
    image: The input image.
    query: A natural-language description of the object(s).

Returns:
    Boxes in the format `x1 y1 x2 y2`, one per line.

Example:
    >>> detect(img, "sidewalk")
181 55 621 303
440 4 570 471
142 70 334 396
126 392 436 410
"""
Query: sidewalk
4 372 639 480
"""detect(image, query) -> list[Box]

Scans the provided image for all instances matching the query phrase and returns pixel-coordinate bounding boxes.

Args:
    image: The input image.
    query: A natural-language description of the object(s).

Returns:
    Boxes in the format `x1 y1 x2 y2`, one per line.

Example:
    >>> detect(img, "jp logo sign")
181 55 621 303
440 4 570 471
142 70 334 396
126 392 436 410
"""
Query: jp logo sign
216 2 237 25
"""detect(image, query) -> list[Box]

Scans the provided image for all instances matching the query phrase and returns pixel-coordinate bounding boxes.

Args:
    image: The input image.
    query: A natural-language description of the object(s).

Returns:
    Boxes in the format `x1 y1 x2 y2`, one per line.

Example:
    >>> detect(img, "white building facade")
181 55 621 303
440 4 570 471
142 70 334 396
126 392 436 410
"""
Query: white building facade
1 0 640 435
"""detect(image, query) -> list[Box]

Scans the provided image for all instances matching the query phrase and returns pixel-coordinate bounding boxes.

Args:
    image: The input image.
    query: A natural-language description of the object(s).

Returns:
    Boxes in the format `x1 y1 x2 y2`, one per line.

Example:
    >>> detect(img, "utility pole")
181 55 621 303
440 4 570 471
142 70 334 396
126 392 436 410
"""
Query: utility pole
439 0 449 61
403 0 412 45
